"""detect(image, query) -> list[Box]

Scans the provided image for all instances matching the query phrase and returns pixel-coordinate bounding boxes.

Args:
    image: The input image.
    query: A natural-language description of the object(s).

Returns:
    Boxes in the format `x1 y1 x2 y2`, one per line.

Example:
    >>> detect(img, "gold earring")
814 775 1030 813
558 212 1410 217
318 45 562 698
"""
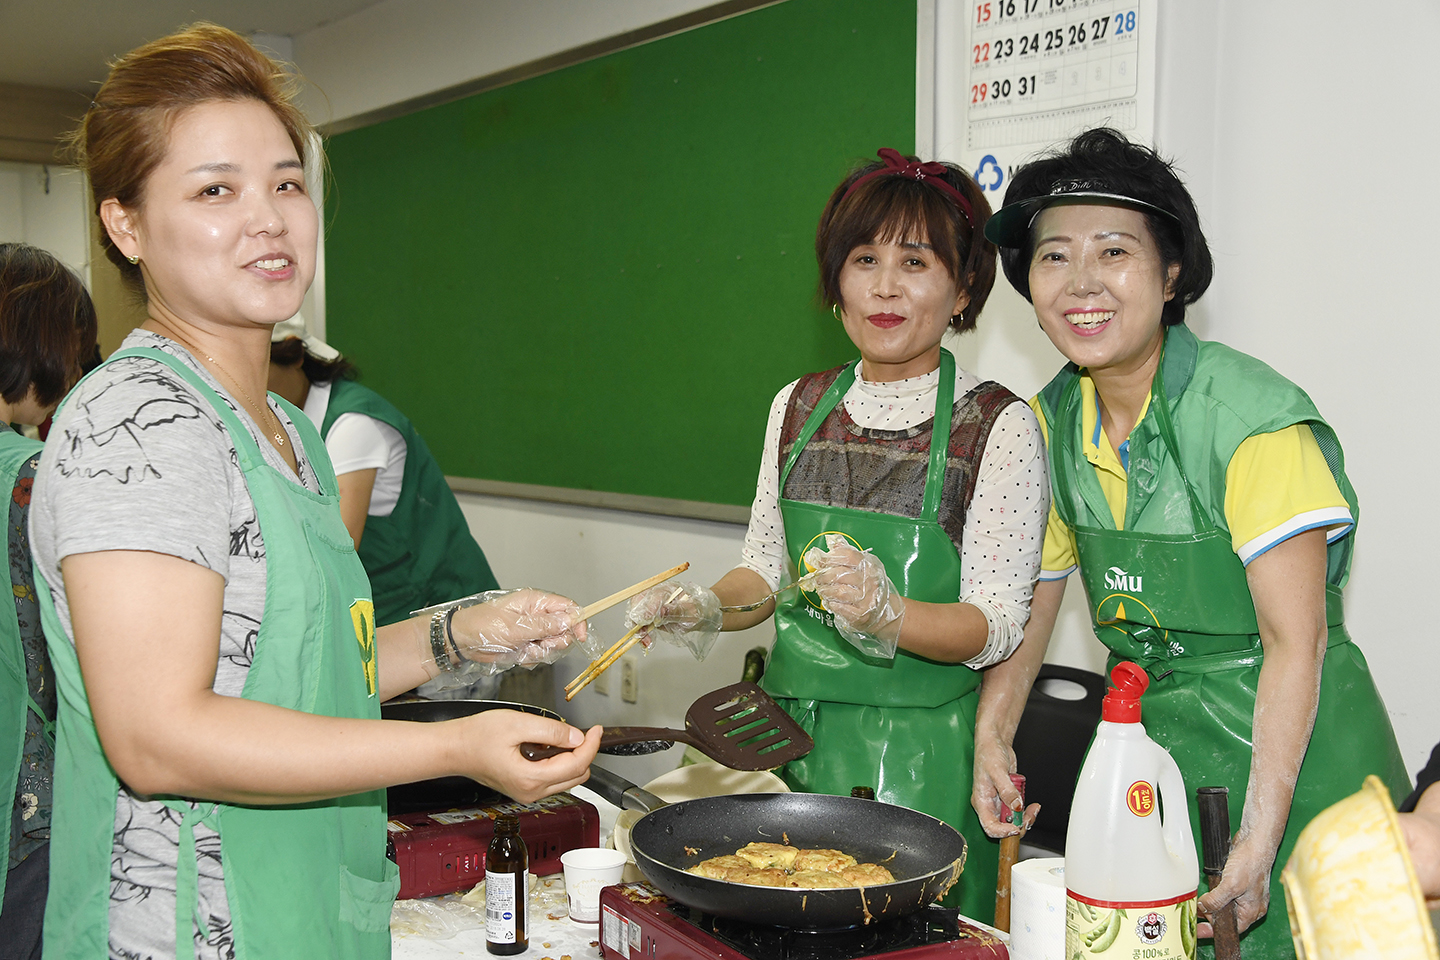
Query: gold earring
126 255 139 265
832 304 842 321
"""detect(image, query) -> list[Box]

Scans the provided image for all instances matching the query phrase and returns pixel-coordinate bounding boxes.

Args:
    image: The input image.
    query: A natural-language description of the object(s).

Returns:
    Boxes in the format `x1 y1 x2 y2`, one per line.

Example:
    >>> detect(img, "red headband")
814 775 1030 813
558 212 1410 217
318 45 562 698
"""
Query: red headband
839 148 975 226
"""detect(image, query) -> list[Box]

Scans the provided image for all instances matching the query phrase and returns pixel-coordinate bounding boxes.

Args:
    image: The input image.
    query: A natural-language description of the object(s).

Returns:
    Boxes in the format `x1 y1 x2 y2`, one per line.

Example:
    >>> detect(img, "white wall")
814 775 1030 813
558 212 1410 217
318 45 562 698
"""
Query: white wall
940 0 1440 773
0 161 90 284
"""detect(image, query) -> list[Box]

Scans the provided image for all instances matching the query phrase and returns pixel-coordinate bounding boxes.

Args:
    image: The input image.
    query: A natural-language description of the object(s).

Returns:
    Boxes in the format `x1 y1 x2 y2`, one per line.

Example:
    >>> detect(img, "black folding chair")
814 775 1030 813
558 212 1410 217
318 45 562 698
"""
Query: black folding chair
1010 663 1107 854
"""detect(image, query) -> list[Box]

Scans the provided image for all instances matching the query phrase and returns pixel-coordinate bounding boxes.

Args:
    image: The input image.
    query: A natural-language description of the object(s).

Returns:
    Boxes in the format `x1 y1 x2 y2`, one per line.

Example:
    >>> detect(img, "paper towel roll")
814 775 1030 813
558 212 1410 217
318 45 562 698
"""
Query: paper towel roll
1009 857 1066 960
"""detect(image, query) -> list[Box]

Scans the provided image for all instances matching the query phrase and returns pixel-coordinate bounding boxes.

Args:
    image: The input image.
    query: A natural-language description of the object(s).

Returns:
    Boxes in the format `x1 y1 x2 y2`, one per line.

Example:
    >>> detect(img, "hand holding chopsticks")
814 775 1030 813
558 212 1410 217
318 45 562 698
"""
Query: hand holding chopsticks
562 564 694 701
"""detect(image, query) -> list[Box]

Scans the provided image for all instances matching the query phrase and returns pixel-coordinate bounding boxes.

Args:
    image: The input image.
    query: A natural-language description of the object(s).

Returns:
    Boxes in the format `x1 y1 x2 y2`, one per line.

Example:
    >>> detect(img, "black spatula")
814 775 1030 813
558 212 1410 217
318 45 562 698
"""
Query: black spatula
522 681 812 771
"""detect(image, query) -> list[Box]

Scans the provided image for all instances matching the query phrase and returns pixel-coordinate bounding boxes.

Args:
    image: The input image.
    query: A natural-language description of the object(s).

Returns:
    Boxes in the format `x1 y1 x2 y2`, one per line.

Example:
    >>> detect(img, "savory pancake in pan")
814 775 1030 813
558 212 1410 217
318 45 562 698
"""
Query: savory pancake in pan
792 849 857 873
735 842 800 871
689 844 893 888
840 862 896 885
786 869 852 889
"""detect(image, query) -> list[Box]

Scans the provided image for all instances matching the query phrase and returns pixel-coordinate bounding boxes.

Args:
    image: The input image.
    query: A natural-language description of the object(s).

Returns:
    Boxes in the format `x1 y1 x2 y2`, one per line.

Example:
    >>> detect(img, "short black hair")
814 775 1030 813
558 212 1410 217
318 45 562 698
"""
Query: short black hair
816 155 996 333
0 243 99 407
997 128 1212 326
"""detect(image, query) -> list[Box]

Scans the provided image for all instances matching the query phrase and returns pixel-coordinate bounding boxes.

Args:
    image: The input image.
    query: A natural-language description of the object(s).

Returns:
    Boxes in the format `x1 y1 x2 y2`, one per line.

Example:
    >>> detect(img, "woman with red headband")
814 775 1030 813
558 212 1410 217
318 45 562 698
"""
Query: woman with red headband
623 150 1048 920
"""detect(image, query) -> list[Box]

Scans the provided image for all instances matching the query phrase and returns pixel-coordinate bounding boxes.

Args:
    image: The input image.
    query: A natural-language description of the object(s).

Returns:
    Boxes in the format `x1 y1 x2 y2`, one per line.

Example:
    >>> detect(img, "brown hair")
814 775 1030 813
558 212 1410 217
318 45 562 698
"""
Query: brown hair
269 336 357 384
815 156 996 333
68 23 314 293
0 244 100 407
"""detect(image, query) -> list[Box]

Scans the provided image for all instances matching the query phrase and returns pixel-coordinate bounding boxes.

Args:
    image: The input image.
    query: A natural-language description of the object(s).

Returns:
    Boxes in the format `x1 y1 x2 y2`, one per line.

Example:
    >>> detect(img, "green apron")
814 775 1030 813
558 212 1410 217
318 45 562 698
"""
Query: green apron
1040 328 1408 960
0 429 44 904
40 348 398 959
321 379 497 626
761 349 997 922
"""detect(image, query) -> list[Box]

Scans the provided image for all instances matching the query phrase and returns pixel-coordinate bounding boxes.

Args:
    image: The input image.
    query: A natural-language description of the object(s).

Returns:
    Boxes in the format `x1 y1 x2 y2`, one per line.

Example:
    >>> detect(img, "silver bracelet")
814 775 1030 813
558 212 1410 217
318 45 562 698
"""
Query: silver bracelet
444 605 464 664
430 610 457 672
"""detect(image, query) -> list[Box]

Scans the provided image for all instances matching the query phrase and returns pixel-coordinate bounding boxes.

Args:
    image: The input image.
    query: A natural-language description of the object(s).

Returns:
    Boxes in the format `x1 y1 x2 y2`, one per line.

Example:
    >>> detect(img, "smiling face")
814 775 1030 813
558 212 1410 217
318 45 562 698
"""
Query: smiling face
836 238 969 382
103 99 317 331
1027 203 1179 377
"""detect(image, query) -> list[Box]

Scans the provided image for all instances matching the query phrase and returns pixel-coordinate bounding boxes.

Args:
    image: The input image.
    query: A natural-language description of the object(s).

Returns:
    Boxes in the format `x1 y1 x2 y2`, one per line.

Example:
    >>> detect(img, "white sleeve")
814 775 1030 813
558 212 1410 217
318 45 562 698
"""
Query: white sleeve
737 381 799 592
957 399 1050 669
326 413 398 475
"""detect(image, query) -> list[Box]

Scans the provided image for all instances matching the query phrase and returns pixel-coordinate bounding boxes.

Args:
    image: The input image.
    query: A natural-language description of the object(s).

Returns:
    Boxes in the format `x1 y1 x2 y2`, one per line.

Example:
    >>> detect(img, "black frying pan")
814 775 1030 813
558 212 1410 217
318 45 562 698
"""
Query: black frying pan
600 767 967 929
380 698 670 812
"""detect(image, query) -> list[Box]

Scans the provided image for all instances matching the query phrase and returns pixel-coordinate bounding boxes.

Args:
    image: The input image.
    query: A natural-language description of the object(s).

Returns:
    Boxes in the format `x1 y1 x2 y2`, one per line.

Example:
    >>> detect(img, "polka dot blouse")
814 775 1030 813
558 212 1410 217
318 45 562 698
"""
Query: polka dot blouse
738 362 1050 668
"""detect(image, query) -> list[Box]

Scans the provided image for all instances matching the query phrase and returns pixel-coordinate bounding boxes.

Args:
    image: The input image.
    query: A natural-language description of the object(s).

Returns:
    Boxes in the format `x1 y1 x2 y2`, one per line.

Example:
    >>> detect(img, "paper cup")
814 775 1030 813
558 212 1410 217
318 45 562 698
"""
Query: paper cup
561 847 628 924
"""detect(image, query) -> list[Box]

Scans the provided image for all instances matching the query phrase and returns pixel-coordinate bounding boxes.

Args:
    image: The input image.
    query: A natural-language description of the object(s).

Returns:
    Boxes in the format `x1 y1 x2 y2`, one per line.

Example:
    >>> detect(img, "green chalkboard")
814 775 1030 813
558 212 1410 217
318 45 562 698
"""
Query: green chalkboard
324 0 916 507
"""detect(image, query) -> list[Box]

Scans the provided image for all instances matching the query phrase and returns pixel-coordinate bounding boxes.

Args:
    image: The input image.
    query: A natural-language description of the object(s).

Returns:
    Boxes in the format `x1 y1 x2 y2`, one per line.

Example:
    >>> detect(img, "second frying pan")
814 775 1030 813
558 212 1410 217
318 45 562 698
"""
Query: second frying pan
380 698 670 812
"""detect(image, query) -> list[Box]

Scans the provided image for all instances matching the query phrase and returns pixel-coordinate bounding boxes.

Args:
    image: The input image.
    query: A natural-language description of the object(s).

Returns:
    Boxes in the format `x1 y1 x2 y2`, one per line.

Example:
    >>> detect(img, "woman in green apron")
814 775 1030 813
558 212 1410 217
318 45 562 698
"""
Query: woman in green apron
969 128 1408 959
624 150 1049 922
0 244 97 960
32 26 601 960
266 319 500 629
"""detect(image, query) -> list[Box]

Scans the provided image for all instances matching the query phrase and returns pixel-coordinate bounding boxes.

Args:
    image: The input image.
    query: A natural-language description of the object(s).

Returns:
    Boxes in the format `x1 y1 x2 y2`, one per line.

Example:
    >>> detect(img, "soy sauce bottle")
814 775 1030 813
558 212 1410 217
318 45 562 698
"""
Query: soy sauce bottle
485 815 528 955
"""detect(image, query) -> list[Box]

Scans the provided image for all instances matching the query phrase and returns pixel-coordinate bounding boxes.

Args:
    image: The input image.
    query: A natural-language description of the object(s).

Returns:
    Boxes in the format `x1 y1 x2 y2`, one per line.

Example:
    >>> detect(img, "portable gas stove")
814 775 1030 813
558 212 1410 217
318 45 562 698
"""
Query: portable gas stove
599 881 1008 960
386 791 598 899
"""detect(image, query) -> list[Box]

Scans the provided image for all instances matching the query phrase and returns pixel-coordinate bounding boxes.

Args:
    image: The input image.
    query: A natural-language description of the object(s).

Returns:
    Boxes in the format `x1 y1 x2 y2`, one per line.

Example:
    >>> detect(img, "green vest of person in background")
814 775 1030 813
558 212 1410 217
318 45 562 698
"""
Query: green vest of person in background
321 379 498 626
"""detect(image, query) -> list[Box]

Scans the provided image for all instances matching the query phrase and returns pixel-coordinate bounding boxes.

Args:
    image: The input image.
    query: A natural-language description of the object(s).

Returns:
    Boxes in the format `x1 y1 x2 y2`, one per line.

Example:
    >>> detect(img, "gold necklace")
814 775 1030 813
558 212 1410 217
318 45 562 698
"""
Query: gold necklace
161 326 288 448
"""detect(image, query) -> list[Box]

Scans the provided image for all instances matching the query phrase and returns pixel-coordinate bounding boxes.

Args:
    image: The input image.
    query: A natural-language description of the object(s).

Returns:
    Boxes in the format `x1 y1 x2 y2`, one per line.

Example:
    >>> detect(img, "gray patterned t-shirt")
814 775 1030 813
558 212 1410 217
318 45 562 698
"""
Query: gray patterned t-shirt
29 329 318 960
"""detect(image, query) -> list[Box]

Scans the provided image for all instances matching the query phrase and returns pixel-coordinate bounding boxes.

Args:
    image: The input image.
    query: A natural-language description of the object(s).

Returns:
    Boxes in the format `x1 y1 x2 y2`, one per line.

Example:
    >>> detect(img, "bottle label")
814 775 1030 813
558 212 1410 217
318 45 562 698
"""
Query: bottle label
1066 891 1196 959
1126 780 1156 817
486 869 528 944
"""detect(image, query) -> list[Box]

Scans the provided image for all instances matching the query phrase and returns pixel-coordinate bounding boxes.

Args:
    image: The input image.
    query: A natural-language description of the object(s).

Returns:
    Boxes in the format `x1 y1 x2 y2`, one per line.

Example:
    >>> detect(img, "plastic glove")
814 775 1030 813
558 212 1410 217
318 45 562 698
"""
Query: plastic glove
971 733 1042 838
445 588 586 676
802 534 905 658
622 580 722 661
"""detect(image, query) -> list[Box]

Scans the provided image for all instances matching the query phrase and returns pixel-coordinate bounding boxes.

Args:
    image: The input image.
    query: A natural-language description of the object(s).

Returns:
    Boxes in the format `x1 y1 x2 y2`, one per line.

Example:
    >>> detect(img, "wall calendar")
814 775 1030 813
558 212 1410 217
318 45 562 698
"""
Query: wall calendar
961 0 1157 202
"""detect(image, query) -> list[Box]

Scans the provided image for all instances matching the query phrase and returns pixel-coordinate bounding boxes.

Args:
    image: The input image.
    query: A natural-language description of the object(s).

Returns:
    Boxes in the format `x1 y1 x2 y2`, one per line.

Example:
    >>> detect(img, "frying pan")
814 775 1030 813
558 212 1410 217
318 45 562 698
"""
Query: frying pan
586 766 968 929
380 698 670 812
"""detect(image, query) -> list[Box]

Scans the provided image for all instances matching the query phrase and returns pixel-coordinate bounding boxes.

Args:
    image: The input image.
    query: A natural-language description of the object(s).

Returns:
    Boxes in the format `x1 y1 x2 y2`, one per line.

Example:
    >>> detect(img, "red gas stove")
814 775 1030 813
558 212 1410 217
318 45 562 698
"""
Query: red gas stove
386 792 598 899
598 882 1008 960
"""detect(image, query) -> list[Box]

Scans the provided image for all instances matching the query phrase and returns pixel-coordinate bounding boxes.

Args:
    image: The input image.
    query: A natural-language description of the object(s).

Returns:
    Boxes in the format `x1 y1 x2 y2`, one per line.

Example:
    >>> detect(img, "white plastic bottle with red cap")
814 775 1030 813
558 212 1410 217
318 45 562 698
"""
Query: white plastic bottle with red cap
1064 662 1199 959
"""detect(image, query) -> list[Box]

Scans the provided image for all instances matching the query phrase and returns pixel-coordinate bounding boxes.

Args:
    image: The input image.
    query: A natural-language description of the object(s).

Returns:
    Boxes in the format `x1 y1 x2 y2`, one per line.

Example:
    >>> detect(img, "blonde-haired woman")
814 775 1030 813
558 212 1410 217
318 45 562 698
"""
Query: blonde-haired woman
33 25 600 959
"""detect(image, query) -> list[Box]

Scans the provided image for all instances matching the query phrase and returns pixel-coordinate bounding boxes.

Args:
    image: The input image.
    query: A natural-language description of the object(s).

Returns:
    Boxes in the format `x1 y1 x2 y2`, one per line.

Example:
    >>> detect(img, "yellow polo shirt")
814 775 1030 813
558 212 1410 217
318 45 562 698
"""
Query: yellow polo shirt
1033 376 1353 579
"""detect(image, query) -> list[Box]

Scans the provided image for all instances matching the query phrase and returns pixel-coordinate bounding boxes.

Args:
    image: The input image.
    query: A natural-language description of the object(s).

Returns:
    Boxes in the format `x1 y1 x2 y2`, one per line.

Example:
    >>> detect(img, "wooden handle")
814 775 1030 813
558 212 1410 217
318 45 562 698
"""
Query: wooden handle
993 774 1027 933
521 726 686 761
573 562 690 623
1209 901 1241 960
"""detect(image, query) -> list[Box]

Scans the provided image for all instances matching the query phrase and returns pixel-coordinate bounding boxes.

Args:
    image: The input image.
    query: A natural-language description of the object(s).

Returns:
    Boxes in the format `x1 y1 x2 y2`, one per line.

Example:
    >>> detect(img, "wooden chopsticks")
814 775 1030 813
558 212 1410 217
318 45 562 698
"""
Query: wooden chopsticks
565 622 645 701
566 579 685 701
562 565 689 701
571 562 689 624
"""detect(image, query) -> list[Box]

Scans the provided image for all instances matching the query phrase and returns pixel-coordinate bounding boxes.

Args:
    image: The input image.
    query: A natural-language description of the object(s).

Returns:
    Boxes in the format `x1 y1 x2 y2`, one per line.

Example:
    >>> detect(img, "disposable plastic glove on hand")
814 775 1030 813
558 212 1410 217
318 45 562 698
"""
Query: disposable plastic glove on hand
622 580 722 661
447 588 586 676
802 534 904 659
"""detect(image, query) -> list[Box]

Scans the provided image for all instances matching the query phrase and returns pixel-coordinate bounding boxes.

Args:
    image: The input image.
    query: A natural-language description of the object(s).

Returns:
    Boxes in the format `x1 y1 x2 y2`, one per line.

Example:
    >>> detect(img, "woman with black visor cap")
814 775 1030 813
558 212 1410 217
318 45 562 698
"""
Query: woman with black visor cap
968 128 1407 959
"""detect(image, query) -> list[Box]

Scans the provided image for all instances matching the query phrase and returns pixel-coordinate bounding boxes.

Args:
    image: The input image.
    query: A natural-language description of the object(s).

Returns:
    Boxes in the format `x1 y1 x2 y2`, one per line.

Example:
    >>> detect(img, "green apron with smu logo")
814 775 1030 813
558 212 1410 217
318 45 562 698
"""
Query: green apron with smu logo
1038 325 1407 960
40 347 397 959
761 349 998 922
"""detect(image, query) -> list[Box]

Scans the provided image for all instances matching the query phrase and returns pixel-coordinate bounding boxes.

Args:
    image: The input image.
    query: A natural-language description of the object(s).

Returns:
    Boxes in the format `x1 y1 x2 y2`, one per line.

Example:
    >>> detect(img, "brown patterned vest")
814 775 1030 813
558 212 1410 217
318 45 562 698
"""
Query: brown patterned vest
778 365 1020 553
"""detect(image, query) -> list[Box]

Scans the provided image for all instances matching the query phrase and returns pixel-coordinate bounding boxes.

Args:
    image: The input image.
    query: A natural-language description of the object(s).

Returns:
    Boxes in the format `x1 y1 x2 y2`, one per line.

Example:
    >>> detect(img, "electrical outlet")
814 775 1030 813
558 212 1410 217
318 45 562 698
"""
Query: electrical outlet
593 666 610 696
621 658 638 703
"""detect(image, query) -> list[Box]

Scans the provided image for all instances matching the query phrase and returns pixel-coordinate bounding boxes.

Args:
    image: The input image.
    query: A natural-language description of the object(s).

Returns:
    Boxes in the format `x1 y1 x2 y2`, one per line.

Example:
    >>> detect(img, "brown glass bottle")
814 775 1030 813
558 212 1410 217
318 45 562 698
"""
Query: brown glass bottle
485 815 528 955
